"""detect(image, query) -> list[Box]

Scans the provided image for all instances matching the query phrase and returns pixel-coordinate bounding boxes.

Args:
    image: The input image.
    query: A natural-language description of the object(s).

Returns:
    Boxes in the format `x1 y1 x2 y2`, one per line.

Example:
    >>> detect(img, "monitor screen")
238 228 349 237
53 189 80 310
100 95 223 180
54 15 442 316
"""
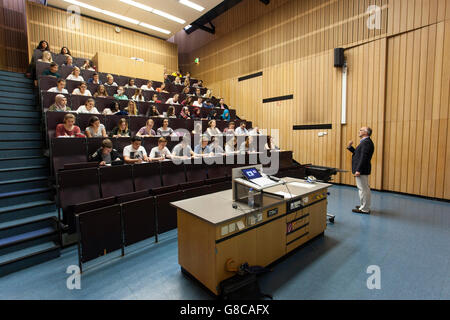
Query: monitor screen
241 167 262 180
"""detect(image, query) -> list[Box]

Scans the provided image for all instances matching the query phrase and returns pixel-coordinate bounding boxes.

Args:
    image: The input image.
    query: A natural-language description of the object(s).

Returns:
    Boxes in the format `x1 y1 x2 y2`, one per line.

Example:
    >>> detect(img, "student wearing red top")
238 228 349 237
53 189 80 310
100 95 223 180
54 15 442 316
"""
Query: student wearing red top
55 113 85 137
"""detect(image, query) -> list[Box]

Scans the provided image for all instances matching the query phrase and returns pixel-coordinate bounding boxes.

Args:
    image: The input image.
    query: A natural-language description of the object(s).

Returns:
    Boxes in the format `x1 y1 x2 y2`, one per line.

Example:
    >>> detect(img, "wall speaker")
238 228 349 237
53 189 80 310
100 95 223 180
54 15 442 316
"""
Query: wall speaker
334 48 345 68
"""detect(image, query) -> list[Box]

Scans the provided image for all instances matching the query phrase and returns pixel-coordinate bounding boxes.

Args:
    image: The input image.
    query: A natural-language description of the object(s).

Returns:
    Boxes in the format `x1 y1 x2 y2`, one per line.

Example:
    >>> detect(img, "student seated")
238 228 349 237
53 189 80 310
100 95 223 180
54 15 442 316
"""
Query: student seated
225 137 238 153
125 78 137 89
42 62 61 78
171 70 182 78
89 138 122 166
221 109 231 121
192 122 202 135
66 66 84 82
88 73 102 85
209 136 224 154
76 98 99 114
192 97 203 107
125 100 138 116
202 99 214 109
235 122 248 135
239 136 256 153
249 127 262 136
172 135 195 158
166 106 177 118
166 93 180 105
194 88 202 97
181 86 190 97
191 107 202 120
183 77 190 87
85 116 107 138
94 85 109 98
110 118 131 138
48 78 68 94
157 118 174 136
182 96 194 106
173 77 182 85
205 120 221 138
103 101 125 115
223 121 235 135
104 74 118 86
60 46 71 56
136 119 156 137
141 80 154 91
81 60 95 71
217 98 229 109
114 86 128 100
38 51 53 64
72 81 92 96
207 109 220 121
179 106 191 119
194 136 213 156
62 55 73 67
156 83 169 93
150 93 161 103
149 137 172 161
132 89 145 102
123 136 149 164
55 113 84 137
48 94 70 112
265 136 280 151
146 105 161 117
193 80 203 88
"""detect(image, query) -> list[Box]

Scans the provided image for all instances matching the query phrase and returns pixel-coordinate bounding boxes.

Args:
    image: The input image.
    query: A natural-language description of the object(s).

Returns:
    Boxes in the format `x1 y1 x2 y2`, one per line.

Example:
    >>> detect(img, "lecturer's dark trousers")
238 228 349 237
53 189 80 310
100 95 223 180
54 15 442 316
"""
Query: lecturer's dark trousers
355 175 371 212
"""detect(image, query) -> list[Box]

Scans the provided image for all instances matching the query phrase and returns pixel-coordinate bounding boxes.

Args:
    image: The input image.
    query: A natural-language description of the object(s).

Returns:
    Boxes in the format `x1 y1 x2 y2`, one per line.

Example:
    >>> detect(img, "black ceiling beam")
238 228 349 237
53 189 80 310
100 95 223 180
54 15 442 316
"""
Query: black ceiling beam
191 21 215 34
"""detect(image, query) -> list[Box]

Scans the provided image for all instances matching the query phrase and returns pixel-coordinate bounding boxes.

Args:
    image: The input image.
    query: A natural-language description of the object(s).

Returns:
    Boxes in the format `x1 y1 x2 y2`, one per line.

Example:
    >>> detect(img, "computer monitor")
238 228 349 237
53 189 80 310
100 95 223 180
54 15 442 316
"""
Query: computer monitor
241 167 262 180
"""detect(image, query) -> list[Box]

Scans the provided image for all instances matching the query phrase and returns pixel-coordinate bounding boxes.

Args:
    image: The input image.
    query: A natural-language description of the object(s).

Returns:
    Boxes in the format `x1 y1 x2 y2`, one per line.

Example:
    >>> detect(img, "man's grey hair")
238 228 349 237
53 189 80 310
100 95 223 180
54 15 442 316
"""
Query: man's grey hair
366 127 372 136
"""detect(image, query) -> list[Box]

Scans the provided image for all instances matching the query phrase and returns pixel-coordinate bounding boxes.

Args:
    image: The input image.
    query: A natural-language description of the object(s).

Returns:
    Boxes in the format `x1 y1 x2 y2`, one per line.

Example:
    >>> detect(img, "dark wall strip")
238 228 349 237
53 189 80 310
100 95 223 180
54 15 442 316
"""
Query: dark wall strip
262 95 294 104
238 71 263 82
293 124 332 130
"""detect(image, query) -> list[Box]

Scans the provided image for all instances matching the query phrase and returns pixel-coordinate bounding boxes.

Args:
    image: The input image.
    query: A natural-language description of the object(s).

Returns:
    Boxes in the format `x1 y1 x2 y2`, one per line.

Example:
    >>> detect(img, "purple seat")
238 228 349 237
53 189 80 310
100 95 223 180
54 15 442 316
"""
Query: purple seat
142 137 159 154
73 197 116 215
99 165 134 198
105 85 118 96
87 83 100 96
133 162 162 191
160 160 186 187
45 111 78 141
66 79 83 94
134 78 147 87
36 61 52 79
106 115 130 133
58 167 101 233
54 54 67 66
183 185 212 199
121 196 156 246
116 75 130 87
86 137 105 157
169 118 187 132
59 65 74 79
74 57 93 67
92 97 116 112
155 190 185 234
70 95 91 110
76 204 123 265
41 91 70 111
129 116 147 136
81 69 96 82
64 162 98 170
116 190 149 204
39 76 58 91
99 72 119 84
76 113 106 133
182 162 207 189
51 138 87 175
110 137 131 154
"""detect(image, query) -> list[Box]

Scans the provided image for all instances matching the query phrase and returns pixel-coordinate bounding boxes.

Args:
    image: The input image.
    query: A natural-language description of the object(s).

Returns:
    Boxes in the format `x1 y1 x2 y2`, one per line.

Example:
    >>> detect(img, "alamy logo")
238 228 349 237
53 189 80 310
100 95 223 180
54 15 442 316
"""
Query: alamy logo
366 5 381 30
66 5 81 30
366 265 381 290
66 265 81 290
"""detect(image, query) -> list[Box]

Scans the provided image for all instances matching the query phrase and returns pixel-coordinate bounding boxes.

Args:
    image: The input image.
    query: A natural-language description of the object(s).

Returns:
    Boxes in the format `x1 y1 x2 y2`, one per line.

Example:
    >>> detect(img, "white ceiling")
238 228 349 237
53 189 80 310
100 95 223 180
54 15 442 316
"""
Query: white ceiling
47 0 223 39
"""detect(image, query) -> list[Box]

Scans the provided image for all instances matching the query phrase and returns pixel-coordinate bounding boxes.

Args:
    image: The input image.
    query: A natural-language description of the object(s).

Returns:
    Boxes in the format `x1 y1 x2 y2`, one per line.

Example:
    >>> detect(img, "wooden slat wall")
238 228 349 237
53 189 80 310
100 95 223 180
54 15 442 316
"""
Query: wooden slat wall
176 0 450 199
26 2 178 71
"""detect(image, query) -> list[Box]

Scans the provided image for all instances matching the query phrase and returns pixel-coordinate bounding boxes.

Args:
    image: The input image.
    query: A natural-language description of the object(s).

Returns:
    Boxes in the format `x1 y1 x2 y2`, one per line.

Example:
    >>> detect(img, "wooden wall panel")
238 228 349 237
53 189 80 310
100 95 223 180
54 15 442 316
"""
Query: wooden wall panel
26 2 178 71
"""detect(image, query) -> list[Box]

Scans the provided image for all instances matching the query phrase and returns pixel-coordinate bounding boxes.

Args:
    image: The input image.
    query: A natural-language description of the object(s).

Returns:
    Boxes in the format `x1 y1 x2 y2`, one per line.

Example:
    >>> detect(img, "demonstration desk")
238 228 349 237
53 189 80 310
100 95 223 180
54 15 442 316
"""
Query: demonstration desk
171 177 331 295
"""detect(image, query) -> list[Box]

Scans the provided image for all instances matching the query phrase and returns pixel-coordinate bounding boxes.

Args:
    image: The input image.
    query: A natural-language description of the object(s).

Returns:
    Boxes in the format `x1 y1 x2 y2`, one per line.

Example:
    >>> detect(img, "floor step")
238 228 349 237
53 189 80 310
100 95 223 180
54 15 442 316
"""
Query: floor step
0 148 43 158
0 187 53 208
0 140 43 149
0 176 49 193
0 97 36 106
0 242 60 277
0 104 38 112
0 110 40 118
0 80 33 90
0 75 32 84
0 210 57 230
0 166 49 182
0 123 40 131
0 117 40 125
0 90 35 100
0 156 47 169
0 200 55 223
0 86 34 94
0 70 28 79
0 131 42 140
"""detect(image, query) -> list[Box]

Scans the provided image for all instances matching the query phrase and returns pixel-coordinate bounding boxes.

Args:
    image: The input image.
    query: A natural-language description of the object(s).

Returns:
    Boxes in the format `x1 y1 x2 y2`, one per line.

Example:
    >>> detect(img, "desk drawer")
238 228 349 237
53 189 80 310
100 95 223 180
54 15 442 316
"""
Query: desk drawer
286 231 309 253
286 222 309 243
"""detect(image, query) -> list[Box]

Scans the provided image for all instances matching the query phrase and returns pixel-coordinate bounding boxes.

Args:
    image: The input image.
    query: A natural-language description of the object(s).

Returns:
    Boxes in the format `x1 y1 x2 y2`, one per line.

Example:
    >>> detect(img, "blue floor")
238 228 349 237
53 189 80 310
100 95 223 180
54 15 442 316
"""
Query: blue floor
0 185 449 300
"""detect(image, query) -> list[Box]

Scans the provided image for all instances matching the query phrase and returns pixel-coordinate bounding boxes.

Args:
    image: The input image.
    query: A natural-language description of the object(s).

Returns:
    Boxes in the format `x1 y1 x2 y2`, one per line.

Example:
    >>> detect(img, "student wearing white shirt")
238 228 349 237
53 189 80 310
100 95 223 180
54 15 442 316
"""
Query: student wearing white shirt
123 136 149 164
149 137 172 161
141 80 154 91
249 127 262 135
76 98 99 114
239 135 256 153
166 93 180 105
132 89 145 102
66 67 84 82
205 120 221 138
172 136 195 158
225 137 237 153
157 118 174 136
104 74 118 86
72 82 92 96
48 79 68 94
265 135 280 151
125 78 137 89
192 97 203 107
235 122 249 135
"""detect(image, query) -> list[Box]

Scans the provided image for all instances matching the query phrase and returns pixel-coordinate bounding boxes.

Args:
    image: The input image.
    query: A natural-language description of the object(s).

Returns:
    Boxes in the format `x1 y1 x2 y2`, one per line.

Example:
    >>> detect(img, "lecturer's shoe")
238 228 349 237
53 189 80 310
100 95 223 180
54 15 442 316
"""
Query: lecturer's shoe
352 208 370 214
355 206 360 209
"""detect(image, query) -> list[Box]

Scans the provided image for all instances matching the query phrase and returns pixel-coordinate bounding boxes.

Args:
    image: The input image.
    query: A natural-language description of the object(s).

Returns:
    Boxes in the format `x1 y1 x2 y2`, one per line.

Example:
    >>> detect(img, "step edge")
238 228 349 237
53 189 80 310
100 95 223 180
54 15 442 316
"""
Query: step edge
0 200 55 214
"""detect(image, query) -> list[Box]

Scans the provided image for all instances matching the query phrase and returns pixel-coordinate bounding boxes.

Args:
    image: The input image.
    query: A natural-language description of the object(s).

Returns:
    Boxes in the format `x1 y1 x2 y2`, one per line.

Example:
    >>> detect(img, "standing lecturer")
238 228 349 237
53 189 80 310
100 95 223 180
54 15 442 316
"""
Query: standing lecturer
347 127 375 214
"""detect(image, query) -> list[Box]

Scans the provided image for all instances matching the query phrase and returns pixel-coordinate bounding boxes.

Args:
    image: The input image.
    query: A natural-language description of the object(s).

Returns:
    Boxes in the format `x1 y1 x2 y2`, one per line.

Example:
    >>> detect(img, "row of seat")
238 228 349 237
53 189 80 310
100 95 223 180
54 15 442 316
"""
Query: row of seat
50 134 265 175
41 92 236 118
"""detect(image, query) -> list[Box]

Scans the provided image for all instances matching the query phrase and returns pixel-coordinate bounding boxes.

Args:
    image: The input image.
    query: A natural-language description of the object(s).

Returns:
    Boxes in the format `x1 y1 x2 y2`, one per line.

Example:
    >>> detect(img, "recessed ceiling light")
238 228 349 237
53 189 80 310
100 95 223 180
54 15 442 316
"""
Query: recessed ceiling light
120 0 185 24
184 25 192 30
139 22 171 35
179 0 205 12
63 0 102 13
103 10 139 24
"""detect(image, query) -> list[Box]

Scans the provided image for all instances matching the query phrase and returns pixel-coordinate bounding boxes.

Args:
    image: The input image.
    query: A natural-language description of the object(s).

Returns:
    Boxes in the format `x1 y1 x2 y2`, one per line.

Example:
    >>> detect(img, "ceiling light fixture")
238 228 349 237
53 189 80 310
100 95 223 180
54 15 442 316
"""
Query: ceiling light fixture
179 0 205 12
120 0 185 24
139 22 171 35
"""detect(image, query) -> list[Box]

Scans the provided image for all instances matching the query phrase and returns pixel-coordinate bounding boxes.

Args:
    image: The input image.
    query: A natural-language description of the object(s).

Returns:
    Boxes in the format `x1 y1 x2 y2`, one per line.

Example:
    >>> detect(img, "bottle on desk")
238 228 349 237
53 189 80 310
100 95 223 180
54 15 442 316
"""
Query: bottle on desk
248 188 255 208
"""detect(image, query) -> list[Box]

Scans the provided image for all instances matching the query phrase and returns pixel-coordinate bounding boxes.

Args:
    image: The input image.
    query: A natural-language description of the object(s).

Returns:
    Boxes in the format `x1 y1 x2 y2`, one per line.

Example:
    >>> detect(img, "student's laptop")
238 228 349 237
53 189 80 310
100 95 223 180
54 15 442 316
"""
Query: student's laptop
241 167 276 187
